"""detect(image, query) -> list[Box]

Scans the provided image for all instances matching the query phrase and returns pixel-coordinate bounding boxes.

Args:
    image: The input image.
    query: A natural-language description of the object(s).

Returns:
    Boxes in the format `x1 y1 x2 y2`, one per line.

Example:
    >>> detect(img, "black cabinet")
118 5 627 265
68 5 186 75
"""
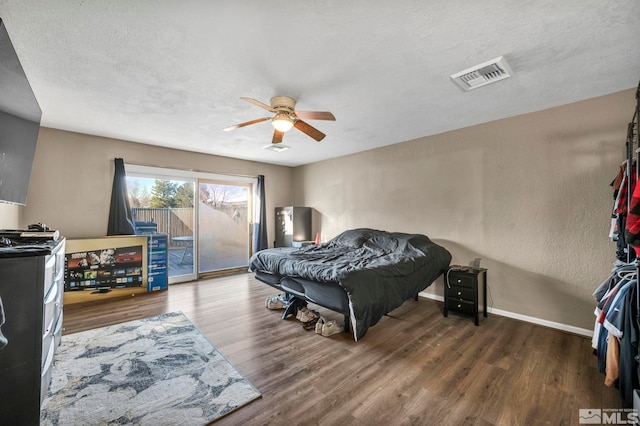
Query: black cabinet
275 207 311 247
0 239 65 425
443 265 487 326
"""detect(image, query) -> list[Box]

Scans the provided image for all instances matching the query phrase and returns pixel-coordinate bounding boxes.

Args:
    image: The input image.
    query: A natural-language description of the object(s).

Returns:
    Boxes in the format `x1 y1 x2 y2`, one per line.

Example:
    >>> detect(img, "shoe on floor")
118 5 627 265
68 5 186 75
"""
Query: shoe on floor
265 295 285 310
296 307 309 321
298 308 319 323
302 317 319 330
315 316 326 334
321 320 344 337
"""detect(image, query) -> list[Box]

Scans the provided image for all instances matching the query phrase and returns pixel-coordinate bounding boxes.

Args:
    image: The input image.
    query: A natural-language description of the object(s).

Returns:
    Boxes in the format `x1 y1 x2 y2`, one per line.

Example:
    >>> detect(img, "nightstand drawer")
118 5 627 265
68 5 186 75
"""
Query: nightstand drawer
446 298 475 315
447 285 475 301
448 273 475 288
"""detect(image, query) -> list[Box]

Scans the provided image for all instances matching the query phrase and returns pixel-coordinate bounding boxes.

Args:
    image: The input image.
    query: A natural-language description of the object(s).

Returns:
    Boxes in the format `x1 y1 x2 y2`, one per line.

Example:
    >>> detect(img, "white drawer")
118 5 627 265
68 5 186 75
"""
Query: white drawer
43 254 56 297
54 275 64 323
42 278 60 336
53 310 63 348
41 332 54 371
54 240 66 277
40 335 56 403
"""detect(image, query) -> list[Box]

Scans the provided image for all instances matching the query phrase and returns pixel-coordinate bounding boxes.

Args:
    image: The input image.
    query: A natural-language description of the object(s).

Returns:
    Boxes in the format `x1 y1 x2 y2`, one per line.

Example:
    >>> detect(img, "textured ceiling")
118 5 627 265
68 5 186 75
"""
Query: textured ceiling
0 1 639 167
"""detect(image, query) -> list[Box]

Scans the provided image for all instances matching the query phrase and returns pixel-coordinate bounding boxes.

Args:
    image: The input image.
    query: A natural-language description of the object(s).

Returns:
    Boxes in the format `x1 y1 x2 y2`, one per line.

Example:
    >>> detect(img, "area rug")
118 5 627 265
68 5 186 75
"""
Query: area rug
40 311 261 425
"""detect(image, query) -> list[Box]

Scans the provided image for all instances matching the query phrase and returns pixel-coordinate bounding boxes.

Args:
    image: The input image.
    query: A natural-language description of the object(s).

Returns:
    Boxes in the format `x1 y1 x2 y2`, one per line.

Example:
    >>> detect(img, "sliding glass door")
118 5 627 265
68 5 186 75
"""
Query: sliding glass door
198 180 252 274
125 164 256 283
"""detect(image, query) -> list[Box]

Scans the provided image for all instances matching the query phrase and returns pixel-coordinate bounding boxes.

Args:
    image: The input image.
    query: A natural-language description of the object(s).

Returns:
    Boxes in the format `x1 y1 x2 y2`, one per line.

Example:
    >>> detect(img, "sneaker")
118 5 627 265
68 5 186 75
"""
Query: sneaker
302 317 319 330
321 320 344 337
265 295 285 310
296 307 309 321
315 316 326 334
297 308 319 323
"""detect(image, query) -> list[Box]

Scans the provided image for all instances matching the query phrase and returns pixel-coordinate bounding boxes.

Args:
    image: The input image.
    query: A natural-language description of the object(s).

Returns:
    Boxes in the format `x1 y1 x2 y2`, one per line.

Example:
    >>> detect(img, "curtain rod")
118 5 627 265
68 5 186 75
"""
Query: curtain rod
112 159 259 179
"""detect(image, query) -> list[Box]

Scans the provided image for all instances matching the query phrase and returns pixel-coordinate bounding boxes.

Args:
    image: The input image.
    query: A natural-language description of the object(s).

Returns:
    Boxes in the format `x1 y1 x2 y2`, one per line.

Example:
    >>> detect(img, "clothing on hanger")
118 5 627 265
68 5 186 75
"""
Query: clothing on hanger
626 174 640 250
616 163 636 215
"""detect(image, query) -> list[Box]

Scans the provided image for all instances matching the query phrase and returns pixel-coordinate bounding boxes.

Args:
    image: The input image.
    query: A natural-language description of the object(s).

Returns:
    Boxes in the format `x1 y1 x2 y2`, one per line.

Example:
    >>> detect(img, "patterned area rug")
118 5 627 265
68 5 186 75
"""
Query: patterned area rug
41 312 261 425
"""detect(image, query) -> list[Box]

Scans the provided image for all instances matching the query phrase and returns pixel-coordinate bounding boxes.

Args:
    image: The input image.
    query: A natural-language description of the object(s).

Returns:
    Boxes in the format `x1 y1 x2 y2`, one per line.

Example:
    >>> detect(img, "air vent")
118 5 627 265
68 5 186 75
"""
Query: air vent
262 144 290 152
450 56 513 91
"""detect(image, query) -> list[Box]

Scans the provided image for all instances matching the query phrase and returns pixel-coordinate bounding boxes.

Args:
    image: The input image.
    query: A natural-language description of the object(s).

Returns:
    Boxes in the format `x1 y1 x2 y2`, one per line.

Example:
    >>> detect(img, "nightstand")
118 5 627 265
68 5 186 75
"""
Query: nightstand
443 265 487 326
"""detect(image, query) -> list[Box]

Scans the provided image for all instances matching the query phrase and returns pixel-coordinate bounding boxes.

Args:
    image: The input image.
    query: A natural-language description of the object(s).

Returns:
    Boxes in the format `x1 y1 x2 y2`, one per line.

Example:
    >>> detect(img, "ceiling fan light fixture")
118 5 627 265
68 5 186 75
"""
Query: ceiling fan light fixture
225 96 333 142
272 113 294 132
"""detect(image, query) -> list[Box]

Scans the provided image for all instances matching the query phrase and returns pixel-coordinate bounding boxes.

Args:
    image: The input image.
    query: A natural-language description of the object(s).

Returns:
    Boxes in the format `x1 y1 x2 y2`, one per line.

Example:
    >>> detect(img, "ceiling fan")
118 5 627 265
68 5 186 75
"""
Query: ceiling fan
223 96 335 144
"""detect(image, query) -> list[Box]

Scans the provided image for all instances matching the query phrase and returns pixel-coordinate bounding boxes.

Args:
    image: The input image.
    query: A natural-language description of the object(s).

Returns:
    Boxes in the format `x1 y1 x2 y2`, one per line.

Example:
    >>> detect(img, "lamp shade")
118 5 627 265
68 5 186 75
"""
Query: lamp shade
272 114 294 132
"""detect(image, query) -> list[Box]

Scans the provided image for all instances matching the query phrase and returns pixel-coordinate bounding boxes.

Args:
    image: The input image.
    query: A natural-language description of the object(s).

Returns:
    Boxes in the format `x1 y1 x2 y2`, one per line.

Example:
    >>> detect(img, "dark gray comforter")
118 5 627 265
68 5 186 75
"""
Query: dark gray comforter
249 228 452 340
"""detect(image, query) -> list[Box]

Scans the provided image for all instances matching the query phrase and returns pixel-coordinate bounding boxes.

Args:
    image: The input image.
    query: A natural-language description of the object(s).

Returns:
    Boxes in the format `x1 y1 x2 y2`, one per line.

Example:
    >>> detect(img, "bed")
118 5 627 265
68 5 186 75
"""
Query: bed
249 228 452 341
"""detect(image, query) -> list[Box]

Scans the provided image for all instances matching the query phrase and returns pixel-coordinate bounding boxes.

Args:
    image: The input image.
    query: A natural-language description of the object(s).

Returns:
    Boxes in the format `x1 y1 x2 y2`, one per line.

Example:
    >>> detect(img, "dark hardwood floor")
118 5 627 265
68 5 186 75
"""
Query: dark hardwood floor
62 273 621 425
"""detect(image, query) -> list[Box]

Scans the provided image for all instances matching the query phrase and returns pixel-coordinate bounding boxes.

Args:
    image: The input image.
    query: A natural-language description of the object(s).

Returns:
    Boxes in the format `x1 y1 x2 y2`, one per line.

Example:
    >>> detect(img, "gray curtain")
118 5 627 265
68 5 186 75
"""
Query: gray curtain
107 158 135 235
253 175 268 251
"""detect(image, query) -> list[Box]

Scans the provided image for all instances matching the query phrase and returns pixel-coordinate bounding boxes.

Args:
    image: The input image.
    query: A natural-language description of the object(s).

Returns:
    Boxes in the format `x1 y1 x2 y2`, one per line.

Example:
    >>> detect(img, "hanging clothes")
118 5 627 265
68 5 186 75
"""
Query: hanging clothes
616 162 636 217
605 334 620 387
612 160 627 199
609 283 639 407
613 163 637 262
626 172 640 253
592 266 640 407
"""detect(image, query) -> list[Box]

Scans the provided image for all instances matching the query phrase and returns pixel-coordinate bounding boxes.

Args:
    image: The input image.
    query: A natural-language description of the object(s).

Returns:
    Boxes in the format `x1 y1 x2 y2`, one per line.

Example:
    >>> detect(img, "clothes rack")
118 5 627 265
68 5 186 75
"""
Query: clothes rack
600 80 640 408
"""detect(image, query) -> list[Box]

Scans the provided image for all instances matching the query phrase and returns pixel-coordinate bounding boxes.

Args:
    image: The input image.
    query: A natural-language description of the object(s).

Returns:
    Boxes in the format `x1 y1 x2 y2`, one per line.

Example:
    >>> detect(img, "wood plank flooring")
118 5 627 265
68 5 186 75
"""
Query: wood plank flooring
62 273 622 425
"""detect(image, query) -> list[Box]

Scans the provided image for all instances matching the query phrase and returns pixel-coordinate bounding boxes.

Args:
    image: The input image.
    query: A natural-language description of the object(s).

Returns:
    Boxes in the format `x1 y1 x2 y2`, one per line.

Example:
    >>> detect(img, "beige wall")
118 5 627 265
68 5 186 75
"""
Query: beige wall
24 128 293 242
292 89 635 330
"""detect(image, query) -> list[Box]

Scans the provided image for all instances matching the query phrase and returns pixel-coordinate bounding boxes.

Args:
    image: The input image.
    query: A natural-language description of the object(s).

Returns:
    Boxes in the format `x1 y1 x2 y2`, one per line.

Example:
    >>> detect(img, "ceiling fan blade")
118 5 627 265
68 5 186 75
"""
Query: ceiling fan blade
223 116 270 132
272 130 284 144
294 120 326 141
241 97 275 112
294 111 336 121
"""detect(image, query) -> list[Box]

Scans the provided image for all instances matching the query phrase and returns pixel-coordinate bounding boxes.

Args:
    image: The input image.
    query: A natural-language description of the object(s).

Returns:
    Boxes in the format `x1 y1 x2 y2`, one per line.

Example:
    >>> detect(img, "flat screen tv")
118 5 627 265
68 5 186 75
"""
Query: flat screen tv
65 245 144 291
0 18 42 205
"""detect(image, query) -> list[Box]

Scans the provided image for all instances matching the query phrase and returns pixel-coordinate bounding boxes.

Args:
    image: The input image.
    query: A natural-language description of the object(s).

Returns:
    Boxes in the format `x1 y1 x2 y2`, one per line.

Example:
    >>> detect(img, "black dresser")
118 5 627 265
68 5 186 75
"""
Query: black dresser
0 238 65 425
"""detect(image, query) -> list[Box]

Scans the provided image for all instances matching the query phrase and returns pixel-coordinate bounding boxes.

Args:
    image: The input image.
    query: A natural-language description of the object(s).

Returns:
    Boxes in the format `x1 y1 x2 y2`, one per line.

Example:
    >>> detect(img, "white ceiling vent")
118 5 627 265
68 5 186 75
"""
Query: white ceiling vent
262 144 290 152
450 56 513 91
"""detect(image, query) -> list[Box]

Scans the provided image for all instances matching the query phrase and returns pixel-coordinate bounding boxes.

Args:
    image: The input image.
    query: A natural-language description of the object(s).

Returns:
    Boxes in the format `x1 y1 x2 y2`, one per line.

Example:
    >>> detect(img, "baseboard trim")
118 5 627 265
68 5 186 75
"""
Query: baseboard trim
418 291 593 337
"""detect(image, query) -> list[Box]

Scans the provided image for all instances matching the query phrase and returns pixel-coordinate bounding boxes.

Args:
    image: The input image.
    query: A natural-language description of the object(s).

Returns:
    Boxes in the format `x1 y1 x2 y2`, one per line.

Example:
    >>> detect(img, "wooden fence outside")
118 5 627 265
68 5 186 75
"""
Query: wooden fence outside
131 208 193 245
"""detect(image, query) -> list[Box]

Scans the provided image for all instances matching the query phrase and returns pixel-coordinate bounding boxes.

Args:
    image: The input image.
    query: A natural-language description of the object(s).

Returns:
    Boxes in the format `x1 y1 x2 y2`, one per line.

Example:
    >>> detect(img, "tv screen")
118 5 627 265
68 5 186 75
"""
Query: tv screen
0 18 42 205
65 245 144 291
